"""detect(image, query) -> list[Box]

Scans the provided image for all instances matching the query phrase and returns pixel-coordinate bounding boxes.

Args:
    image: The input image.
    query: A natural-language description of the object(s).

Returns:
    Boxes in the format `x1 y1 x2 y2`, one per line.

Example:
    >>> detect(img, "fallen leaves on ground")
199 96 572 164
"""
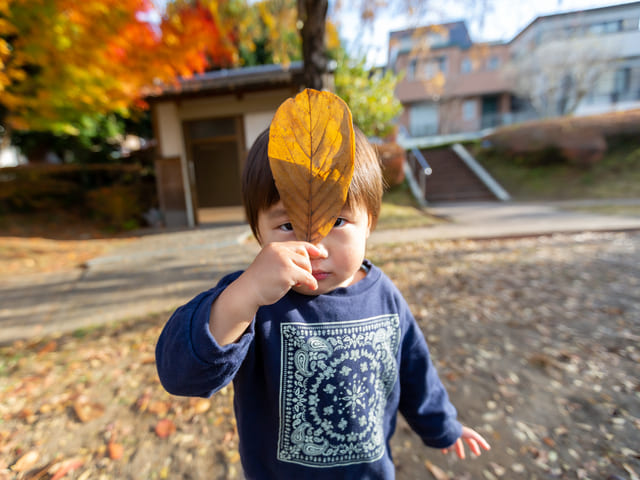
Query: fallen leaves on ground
0 237 130 277
0 232 638 479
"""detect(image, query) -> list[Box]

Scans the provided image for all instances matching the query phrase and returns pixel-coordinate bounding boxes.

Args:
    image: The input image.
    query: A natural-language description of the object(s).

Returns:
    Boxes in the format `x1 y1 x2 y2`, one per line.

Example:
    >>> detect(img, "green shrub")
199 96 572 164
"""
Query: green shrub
0 163 157 230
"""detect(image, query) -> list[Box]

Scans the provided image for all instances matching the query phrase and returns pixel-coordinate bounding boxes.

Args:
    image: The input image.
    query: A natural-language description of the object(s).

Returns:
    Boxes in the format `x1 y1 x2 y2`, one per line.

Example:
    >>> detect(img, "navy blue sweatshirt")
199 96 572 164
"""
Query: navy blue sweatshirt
156 261 462 479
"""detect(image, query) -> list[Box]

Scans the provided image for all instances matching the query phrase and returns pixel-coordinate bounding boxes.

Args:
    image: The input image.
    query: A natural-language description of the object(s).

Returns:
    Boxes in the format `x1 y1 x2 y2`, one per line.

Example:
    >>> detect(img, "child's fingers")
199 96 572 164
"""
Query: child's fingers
455 439 465 459
305 243 328 259
465 437 481 456
292 262 318 289
288 256 318 290
462 427 491 453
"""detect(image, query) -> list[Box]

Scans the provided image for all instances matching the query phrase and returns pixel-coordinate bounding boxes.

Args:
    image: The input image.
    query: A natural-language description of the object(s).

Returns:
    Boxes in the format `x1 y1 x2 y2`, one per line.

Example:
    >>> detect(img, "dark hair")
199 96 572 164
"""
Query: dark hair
242 125 384 241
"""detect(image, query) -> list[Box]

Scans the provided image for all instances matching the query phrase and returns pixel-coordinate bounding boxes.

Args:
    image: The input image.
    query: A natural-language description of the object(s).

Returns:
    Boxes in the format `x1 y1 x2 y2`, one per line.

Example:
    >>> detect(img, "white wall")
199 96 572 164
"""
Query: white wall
153 88 296 227
244 111 275 150
155 102 184 158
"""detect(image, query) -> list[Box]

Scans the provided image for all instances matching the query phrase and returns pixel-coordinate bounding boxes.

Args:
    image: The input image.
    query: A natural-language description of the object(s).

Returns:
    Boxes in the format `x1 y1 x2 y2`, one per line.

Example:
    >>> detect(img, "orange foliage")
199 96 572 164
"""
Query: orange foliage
0 0 238 133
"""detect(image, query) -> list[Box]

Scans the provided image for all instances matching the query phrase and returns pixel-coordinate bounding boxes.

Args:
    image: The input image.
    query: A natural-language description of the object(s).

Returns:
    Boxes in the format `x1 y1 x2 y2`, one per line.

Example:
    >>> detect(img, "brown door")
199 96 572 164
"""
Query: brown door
184 117 244 211
192 140 242 207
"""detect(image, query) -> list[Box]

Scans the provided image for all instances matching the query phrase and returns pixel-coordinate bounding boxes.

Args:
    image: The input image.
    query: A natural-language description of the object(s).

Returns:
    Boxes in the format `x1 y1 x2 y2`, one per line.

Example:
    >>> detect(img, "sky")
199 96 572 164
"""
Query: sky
335 0 636 66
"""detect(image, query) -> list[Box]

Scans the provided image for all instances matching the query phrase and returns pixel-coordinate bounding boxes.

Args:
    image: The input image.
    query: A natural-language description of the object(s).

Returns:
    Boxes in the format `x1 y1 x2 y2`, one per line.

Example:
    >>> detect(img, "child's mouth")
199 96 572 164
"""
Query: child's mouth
312 271 330 280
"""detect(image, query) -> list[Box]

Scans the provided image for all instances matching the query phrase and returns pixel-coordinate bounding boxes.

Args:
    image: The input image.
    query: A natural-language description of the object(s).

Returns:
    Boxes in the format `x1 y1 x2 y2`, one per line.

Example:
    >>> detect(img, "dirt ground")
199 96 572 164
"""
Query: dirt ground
1 231 639 479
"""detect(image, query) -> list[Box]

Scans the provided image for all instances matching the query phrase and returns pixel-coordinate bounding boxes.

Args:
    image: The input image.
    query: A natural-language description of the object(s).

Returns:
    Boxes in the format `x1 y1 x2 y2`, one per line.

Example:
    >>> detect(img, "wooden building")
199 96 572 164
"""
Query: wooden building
148 62 304 227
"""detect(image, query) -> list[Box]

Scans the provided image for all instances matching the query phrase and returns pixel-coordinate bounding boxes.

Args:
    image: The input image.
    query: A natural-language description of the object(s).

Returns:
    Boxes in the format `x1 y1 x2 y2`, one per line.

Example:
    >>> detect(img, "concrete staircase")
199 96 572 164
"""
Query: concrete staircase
406 144 509 203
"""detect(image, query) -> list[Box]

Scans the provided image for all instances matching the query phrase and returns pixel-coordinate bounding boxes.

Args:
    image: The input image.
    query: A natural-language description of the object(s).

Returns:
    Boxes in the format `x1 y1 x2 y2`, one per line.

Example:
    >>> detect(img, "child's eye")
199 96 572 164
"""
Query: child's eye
333 217 347 227
278 222 293 232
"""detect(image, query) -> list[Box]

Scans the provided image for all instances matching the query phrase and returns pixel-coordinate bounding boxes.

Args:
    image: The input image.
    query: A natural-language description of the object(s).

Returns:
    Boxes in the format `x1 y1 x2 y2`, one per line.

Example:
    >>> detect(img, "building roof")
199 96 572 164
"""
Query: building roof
389 21 473 52
509 1 640 44
147 62 305 101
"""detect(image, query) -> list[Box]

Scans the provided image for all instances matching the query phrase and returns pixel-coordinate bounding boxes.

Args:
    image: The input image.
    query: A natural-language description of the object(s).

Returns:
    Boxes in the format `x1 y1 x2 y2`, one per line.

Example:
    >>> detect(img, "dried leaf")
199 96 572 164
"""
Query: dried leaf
191 398 211 414
425 460 450 480
49 458 84 480
148 400 170 417
155 419 176 438
11 450 39 472
108 441 124 460
268 88 355 243
73 397 105 423
37 340 57 355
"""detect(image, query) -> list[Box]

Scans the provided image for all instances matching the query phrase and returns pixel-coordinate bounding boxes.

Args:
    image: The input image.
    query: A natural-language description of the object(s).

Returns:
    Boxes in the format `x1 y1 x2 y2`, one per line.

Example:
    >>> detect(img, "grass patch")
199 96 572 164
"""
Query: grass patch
377 182 442 230
471 136 640 201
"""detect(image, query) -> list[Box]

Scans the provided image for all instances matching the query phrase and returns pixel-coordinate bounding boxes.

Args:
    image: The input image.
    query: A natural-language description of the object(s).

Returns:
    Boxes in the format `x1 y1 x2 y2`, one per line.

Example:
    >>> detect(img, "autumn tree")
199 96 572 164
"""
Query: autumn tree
333 49 402 138
232 0 301 66
503 35 618 117
0 0 237 138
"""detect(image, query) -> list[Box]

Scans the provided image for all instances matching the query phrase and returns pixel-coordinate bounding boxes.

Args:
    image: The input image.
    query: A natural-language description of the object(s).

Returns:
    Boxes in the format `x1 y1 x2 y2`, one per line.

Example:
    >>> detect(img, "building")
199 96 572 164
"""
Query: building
389 21 512 138
509 1 640 117
147 63 304 228
390 2 640 139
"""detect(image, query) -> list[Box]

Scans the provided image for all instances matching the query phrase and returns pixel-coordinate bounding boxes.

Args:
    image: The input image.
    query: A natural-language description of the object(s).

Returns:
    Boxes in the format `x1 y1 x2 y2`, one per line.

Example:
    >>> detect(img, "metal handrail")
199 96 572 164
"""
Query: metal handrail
398 125 433 205
409 147 432 176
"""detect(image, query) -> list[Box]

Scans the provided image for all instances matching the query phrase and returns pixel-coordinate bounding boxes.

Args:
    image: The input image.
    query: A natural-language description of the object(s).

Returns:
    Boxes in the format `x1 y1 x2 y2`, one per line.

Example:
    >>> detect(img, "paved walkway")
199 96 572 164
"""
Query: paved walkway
1 200 640 344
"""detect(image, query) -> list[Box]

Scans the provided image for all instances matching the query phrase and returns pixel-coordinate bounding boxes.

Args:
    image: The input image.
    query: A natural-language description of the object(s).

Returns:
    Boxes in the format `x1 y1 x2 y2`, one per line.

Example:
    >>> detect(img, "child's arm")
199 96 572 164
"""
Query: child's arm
441 425 491 459
209 241 327 346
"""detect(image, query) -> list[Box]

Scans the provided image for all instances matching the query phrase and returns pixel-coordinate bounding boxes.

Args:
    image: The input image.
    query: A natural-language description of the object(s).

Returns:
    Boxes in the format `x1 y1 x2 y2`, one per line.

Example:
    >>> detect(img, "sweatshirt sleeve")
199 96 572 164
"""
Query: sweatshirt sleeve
398 303 463 449
155 271 254 398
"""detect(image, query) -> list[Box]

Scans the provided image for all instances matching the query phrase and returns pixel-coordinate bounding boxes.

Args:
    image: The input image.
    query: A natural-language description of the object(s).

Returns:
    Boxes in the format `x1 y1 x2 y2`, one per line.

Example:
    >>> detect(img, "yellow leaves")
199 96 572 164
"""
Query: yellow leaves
268 89 355 243
0 0 238 132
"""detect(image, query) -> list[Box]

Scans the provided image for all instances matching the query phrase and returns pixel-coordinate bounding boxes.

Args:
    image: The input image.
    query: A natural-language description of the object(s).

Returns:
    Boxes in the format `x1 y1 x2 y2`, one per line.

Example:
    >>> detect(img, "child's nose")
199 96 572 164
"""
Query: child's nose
312 243 329 258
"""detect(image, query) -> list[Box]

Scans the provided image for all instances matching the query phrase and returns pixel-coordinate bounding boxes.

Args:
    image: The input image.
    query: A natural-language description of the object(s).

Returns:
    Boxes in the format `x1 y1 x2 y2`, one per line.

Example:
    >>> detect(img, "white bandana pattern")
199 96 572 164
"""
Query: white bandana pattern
278 314 400 467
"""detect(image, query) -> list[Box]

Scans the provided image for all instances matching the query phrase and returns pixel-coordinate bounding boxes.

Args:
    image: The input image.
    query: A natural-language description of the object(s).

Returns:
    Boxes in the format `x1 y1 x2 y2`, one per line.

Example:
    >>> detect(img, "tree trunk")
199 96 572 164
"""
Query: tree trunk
297 0 328 90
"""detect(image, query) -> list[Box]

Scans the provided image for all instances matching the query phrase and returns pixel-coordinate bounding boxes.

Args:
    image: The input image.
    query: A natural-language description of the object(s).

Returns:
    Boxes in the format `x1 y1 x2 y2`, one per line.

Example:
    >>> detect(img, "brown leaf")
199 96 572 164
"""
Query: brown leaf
268 88 355 243
108 441 124 460
425 460 450 480
73 396 105 423
191 398 211 414
155 419 176 438
11 450 39 472
136 391 152 412
37 340 57 355
49 458 84 480
148 400 170 417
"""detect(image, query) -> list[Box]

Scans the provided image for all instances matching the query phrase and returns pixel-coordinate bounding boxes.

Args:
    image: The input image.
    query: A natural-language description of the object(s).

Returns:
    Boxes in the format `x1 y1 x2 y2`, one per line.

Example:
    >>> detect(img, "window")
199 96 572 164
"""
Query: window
438 56 448 74
424 61 436 79
614 67 631 95
428 32 447 48
461 57 472 74
409 102 439 137
408 58 417 79
589 20 623 34
463 100 476 121
487 56 500 71
424 56 447 79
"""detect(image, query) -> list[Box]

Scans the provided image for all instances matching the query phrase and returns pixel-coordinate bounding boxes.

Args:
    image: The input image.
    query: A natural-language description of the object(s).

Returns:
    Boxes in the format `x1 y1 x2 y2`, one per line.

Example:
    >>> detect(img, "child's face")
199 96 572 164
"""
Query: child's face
256 200 372 295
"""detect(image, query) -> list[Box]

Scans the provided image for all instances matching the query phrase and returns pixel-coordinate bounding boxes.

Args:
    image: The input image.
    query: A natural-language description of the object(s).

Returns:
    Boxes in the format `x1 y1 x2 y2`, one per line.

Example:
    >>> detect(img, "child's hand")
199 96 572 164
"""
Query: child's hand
441 426 491 459
243 241 328 306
